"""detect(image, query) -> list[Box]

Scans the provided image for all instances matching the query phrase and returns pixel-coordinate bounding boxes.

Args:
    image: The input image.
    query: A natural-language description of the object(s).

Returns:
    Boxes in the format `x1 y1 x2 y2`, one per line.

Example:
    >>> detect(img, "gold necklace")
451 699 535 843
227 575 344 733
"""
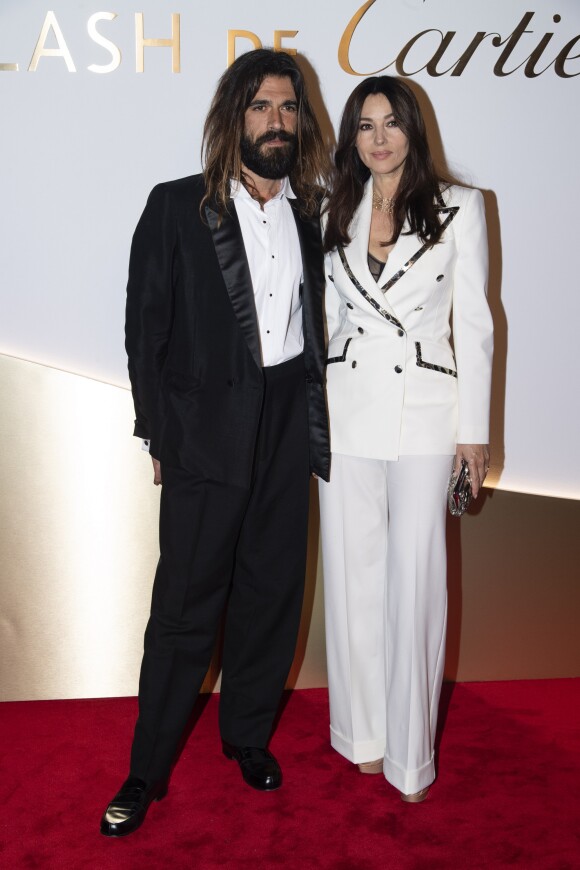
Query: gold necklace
372 189 395 215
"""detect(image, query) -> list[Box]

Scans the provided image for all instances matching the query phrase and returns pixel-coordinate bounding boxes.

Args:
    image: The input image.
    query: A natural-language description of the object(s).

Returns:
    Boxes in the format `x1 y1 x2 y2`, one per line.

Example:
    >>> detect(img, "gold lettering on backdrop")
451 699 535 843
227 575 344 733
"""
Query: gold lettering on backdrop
554 34 580 77
396 29 502 77
339 4 580 78
493 11 540 75
28 11 77 72
338 0 389 75
0 7 578 79
227 30 262 66
492 13 578 78
397 29 449 76
87 12 121 74
445 32 501 77
135 12 180 73
273 31 298 55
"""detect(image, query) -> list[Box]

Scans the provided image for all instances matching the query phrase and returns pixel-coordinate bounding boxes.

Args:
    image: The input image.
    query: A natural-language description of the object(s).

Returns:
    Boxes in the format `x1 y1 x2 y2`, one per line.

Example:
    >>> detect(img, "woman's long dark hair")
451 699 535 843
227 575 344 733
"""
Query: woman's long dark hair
202 49 330 219
323 76 446 253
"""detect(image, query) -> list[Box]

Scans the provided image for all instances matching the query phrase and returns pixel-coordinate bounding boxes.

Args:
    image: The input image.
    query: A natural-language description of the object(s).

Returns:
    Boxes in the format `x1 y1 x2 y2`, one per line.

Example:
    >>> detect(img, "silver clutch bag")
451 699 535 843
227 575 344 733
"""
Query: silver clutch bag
447 459 472 517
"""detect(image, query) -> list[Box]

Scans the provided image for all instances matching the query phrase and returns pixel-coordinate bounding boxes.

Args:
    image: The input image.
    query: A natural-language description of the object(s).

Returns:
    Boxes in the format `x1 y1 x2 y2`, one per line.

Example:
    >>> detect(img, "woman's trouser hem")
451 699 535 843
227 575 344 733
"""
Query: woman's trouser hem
383 752 435 794
330 726 385 765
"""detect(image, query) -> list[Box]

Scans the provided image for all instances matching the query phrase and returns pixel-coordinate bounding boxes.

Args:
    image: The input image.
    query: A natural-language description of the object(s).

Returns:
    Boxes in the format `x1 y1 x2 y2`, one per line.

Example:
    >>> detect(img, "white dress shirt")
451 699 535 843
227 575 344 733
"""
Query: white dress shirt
231 177 303 367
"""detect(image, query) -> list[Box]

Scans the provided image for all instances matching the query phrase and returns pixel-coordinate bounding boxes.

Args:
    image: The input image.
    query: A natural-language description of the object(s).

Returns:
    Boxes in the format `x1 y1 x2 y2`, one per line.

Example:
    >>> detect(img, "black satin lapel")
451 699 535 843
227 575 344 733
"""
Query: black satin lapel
289 199 330 479
289 200 326 367
205 203 262 369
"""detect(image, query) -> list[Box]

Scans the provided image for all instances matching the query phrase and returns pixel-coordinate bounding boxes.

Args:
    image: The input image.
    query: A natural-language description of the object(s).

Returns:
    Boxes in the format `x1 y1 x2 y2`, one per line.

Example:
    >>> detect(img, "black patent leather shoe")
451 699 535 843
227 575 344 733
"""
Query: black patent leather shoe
100 776 168 837
222 742 282 791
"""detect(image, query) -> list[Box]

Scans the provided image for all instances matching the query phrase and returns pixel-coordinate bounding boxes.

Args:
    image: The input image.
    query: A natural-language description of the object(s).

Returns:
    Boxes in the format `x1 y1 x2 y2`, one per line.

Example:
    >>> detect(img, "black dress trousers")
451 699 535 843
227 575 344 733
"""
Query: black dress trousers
130 354 310 784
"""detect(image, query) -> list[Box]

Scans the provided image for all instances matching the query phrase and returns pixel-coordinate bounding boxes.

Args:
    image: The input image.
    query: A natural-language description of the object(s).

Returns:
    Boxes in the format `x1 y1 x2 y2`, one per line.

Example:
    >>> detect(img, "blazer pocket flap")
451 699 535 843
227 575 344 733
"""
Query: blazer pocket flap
414 341 457 377
326 337 352 365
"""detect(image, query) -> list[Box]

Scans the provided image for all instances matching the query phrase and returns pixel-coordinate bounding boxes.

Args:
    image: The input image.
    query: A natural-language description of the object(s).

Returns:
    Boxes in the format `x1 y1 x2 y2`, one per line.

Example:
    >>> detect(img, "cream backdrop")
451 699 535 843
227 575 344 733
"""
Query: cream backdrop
1 0 579 700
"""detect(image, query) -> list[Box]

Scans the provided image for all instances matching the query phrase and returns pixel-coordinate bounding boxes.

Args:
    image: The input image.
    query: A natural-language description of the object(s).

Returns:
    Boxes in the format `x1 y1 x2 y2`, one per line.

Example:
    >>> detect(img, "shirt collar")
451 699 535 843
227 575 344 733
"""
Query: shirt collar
230 176 296 202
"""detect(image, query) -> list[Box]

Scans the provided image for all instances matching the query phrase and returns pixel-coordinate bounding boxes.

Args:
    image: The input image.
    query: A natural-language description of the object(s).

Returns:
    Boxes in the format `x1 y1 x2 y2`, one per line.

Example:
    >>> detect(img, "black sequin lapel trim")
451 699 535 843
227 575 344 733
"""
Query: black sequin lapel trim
380 207 458 293
337 205 458 322
337 247 404 330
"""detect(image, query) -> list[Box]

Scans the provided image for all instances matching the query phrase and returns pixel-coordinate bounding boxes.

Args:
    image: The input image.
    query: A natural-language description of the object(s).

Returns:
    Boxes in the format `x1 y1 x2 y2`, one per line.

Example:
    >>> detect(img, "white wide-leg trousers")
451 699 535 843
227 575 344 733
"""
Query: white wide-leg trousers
319 453 452 795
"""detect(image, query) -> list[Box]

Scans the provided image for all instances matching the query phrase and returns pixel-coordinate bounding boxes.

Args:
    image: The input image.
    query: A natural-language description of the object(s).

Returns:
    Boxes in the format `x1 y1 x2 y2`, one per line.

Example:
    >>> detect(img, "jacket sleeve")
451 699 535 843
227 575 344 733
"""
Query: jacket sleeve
124 184 176 454
452 188 494 444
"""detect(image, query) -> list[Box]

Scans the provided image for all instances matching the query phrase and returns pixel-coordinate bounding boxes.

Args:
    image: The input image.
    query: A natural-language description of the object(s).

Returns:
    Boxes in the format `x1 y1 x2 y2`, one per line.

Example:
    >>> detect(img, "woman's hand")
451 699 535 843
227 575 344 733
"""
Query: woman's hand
454 444 490 499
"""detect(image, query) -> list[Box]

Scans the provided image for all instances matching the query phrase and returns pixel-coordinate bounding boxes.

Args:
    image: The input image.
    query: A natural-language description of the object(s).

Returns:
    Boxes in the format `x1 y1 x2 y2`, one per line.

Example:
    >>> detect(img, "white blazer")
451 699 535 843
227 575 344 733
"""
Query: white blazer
324 181 494 460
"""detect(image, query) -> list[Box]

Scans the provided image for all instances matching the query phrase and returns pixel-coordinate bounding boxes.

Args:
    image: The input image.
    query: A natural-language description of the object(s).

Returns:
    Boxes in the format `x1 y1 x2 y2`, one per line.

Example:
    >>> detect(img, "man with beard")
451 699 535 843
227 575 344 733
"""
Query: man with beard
100 49 330 838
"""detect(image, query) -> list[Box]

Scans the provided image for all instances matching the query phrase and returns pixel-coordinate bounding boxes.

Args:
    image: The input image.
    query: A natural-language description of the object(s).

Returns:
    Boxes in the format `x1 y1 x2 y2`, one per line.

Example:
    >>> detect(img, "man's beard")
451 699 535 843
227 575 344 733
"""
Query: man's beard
240 130 298 180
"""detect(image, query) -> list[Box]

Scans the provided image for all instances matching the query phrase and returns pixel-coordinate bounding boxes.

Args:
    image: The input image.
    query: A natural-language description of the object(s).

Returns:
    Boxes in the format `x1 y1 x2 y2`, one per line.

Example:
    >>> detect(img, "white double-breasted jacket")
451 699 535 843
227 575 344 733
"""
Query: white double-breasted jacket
324 181 494 460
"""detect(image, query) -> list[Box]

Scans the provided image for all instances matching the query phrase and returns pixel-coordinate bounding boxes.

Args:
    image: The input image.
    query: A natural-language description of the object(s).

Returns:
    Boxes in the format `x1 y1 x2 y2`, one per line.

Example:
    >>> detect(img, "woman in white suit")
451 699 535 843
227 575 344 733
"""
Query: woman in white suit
319 76 493 802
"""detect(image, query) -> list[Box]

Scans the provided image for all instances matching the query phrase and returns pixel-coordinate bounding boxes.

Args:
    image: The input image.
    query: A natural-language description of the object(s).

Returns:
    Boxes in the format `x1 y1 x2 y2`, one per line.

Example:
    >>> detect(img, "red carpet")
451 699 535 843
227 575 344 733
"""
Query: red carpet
0 681 578 869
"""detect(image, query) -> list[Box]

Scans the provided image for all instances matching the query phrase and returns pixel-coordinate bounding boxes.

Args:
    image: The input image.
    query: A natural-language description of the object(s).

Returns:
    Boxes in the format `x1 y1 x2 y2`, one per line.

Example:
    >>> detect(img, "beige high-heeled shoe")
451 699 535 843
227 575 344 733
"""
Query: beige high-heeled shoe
357 759 384 774
400 786 430 803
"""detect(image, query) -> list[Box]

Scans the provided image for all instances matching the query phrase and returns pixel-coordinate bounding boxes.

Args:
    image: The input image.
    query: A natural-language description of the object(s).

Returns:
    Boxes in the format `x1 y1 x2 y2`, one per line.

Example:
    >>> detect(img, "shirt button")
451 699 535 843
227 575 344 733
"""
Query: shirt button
352 361 357 369
357 327 364 334
394 365 403 373
436 274 444 282
347 302 354 309
397 329 404 337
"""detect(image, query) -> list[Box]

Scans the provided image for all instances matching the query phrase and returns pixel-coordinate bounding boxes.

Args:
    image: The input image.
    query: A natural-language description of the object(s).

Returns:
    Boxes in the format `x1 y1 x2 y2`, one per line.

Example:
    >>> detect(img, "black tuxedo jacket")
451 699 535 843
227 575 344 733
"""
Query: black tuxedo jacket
125 174 330 487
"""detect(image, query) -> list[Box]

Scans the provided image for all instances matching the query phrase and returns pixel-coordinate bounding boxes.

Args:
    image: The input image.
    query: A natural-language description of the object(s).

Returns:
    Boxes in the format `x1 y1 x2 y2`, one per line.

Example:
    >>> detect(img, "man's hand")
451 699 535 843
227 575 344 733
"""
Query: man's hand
152 457 162 486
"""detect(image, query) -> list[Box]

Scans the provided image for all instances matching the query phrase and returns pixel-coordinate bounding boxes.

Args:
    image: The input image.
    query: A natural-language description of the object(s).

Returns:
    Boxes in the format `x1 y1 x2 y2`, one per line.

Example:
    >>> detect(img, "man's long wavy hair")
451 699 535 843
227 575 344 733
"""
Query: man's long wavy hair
323 76 447 253
201 49 330 219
